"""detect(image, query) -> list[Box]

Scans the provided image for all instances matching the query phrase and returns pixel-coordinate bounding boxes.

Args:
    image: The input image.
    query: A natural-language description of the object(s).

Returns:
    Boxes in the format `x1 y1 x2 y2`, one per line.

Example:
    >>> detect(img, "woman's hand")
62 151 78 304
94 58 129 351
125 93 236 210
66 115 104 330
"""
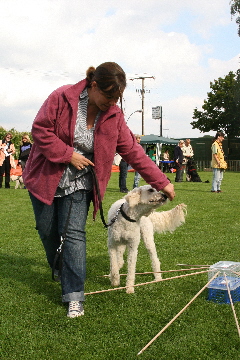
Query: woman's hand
70 152 95 170
161 183 175 201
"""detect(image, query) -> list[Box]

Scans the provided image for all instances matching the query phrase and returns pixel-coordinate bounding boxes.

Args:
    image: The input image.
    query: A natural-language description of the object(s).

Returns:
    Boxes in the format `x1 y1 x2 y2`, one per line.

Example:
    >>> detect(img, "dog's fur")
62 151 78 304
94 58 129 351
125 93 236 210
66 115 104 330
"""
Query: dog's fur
108 185 187 293
10 175 24 189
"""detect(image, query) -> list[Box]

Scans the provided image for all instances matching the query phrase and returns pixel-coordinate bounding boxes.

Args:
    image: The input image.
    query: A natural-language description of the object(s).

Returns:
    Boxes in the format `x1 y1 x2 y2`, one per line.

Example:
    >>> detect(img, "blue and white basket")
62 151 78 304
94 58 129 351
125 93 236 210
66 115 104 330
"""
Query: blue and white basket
207 261 240 304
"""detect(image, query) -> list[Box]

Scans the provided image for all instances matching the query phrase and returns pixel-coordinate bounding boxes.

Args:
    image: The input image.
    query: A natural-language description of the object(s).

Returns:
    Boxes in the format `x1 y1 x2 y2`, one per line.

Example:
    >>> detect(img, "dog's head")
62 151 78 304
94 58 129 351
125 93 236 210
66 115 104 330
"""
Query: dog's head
124 185 168 211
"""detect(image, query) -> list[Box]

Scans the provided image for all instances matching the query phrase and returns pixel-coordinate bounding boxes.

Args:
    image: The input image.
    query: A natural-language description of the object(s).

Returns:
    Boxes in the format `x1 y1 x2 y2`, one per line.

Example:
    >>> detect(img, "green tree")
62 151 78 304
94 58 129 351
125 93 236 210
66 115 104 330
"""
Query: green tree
230 0 240 36
191 71 240 138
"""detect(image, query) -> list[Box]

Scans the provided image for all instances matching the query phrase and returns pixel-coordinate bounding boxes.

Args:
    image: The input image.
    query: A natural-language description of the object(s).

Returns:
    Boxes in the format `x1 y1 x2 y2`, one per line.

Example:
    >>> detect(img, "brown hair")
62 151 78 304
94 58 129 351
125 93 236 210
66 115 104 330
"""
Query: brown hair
4 133 12 141
86 62 126 109
214 131 225 139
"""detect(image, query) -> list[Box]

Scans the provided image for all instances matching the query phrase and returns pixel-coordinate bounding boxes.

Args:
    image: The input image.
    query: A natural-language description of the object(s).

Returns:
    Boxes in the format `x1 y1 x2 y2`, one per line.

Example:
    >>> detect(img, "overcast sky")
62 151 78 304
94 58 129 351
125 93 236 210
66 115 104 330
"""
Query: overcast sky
1 0 239 139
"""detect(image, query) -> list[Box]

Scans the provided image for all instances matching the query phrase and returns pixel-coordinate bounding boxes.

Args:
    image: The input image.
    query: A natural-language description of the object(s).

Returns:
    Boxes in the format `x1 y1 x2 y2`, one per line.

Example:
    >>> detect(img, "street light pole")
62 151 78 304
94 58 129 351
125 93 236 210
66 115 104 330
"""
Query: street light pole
141 78 145 135
126 110 143 124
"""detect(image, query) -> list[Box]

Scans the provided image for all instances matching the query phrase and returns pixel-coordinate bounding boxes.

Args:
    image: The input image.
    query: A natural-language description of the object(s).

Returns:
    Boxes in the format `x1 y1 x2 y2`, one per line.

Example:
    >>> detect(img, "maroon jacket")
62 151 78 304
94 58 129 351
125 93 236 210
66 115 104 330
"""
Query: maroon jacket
23 79 169 217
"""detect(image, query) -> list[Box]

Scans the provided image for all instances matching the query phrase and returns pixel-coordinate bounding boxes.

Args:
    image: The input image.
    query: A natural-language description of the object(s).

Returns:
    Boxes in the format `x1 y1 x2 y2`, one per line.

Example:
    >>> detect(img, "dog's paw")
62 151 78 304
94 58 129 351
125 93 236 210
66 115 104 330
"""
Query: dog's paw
154 273 162 281
110 275 120 287
126 286 135 294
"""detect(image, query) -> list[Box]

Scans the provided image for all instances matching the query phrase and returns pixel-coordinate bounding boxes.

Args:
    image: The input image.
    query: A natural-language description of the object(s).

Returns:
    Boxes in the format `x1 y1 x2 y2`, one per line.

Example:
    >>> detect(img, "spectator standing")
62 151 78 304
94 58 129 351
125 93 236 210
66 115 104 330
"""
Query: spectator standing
174 140 184 182
0 132 16 188
163 149 170 173
182 139 194 181
211 131 227 193
19 135 32 171
119 158 129 193
148 146 156 162
133 134 141 188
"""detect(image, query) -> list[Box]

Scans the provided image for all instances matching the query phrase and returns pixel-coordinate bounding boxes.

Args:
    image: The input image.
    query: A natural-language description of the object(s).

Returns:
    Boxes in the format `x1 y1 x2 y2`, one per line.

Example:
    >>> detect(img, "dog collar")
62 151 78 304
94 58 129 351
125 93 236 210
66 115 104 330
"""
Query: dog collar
120 203 137 223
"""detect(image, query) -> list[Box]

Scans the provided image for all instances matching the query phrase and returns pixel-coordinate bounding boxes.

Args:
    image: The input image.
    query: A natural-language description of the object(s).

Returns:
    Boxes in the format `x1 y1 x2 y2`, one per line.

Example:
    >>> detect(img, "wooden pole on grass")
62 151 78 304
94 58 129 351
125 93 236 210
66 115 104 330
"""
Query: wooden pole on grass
137 271 220 356
177 263 210 267
223 272 240 338
85 270 209 296
99 266 210 278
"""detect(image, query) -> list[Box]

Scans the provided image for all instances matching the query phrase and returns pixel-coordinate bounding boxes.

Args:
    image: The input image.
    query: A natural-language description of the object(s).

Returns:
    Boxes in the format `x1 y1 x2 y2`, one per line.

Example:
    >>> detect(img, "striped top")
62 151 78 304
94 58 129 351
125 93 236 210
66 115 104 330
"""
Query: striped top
55 88 101 196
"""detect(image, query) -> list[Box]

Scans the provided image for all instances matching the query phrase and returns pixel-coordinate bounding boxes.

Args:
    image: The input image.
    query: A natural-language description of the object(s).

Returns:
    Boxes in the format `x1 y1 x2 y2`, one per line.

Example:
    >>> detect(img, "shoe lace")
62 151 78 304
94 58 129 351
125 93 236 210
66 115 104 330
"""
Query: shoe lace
69 301 81 312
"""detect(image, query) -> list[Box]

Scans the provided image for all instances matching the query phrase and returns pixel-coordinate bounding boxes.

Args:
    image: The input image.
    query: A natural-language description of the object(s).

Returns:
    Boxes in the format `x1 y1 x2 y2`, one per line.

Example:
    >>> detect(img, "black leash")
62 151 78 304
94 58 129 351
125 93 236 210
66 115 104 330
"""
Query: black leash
119 203 137 222
89 166 139 226
89 166 109 228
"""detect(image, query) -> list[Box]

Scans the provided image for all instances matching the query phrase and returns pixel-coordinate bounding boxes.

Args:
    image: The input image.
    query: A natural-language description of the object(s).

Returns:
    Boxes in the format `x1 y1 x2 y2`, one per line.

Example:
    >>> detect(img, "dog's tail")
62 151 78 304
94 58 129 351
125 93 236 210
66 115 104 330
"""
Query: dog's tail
148 203 187 234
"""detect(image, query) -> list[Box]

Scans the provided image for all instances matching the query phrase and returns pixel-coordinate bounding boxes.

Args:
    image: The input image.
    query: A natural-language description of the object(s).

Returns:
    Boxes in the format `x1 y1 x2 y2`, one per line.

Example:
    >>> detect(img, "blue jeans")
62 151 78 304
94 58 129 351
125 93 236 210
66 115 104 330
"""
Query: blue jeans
29 190 92 303
133 171 141 188
211 168 224 191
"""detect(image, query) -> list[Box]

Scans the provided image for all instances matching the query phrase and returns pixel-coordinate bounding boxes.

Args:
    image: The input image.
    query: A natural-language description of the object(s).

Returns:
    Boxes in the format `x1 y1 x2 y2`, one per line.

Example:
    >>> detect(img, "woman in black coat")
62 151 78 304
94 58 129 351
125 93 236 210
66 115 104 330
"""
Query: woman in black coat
174 140 184 182
18 134 32 171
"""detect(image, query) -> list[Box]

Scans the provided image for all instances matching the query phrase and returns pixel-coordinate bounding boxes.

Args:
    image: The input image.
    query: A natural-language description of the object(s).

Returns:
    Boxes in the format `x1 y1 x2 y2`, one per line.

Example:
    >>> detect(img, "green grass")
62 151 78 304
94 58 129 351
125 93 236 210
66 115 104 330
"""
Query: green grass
1 171 240 360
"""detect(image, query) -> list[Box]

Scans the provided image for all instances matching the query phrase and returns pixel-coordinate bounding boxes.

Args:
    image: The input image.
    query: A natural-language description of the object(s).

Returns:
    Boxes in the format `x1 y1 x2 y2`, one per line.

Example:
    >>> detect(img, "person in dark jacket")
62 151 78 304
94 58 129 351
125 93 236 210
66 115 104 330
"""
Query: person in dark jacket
174 140 184 182
18 134 32 171
119 158 129 193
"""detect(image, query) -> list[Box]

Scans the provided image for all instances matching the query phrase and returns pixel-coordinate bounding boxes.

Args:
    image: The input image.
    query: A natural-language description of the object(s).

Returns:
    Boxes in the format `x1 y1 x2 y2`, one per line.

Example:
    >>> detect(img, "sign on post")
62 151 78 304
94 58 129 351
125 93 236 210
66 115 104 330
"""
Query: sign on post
152 106 162 119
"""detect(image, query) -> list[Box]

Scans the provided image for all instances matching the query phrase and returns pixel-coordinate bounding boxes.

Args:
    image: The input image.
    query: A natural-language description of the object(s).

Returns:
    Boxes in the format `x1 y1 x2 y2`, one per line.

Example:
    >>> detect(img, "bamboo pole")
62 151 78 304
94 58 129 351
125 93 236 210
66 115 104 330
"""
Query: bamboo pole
177 263 210 267
230 271 240 277
137 271 220 356
223 273 240 338
99 266 210 278
85 270 209 296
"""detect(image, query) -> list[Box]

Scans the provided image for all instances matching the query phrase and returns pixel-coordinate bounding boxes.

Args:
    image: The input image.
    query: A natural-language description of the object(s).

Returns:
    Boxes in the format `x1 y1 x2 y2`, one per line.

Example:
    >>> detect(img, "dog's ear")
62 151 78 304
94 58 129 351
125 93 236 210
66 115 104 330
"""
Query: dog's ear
125 189 141 207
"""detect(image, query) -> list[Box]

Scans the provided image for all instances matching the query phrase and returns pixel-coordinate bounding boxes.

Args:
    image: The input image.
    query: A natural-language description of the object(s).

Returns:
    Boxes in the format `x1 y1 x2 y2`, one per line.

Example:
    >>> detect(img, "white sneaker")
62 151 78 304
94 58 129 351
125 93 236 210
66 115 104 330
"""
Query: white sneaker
67 301 84 318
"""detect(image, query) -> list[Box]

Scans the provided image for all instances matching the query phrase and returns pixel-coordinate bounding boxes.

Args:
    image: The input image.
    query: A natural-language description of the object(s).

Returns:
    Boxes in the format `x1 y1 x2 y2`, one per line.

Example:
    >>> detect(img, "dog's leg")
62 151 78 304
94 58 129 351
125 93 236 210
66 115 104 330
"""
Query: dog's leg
125 235 140 294
116 243 126 270
108 245 121 287
15 179 19 189
140 217 162 281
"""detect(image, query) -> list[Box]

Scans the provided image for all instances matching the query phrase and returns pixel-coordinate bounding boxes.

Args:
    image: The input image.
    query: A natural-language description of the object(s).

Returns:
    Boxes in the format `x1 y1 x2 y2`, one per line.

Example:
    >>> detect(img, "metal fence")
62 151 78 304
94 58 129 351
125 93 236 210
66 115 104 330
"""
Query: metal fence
195 160 240 172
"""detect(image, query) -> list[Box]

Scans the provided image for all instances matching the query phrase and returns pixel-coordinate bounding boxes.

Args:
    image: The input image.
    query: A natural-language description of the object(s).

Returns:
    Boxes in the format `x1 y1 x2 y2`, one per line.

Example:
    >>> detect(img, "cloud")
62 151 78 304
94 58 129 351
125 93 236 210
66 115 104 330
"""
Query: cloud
0 0 239 138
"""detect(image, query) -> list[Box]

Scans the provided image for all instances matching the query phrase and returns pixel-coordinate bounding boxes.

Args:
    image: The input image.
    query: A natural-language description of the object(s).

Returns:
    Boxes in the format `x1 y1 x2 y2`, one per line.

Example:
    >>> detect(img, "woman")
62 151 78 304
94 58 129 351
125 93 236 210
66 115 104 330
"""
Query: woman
18 134 32 171
163 149 170 173
23 62 175 318
0 132 16 188
174 140 184 182
211 131 226 193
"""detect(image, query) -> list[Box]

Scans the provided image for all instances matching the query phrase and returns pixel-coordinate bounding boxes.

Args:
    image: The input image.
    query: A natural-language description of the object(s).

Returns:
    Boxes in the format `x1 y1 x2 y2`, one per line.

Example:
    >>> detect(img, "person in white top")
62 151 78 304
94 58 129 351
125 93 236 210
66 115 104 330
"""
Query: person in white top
182 139 194 181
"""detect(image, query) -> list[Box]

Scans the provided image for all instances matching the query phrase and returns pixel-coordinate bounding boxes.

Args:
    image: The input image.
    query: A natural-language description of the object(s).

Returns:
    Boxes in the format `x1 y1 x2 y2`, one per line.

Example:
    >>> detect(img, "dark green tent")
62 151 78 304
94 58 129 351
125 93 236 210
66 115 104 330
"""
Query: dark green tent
140 134 178 145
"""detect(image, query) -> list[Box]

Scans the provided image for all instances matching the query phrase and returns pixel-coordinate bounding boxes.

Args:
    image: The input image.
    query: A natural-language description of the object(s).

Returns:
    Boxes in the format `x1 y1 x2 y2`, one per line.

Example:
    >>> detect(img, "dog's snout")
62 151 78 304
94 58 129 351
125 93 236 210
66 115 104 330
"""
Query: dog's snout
162 194 168 200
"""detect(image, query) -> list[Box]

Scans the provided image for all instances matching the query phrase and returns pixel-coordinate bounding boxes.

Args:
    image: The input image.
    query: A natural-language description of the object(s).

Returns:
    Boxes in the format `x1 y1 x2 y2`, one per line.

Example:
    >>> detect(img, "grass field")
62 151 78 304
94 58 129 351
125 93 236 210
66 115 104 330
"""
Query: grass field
1 170 240 360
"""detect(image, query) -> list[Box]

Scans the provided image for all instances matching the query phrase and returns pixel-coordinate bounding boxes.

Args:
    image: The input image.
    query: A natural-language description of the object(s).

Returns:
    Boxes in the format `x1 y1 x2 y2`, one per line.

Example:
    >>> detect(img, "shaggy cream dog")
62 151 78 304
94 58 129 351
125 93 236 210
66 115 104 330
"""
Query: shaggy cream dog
10 175 24 189
107 185 187 293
